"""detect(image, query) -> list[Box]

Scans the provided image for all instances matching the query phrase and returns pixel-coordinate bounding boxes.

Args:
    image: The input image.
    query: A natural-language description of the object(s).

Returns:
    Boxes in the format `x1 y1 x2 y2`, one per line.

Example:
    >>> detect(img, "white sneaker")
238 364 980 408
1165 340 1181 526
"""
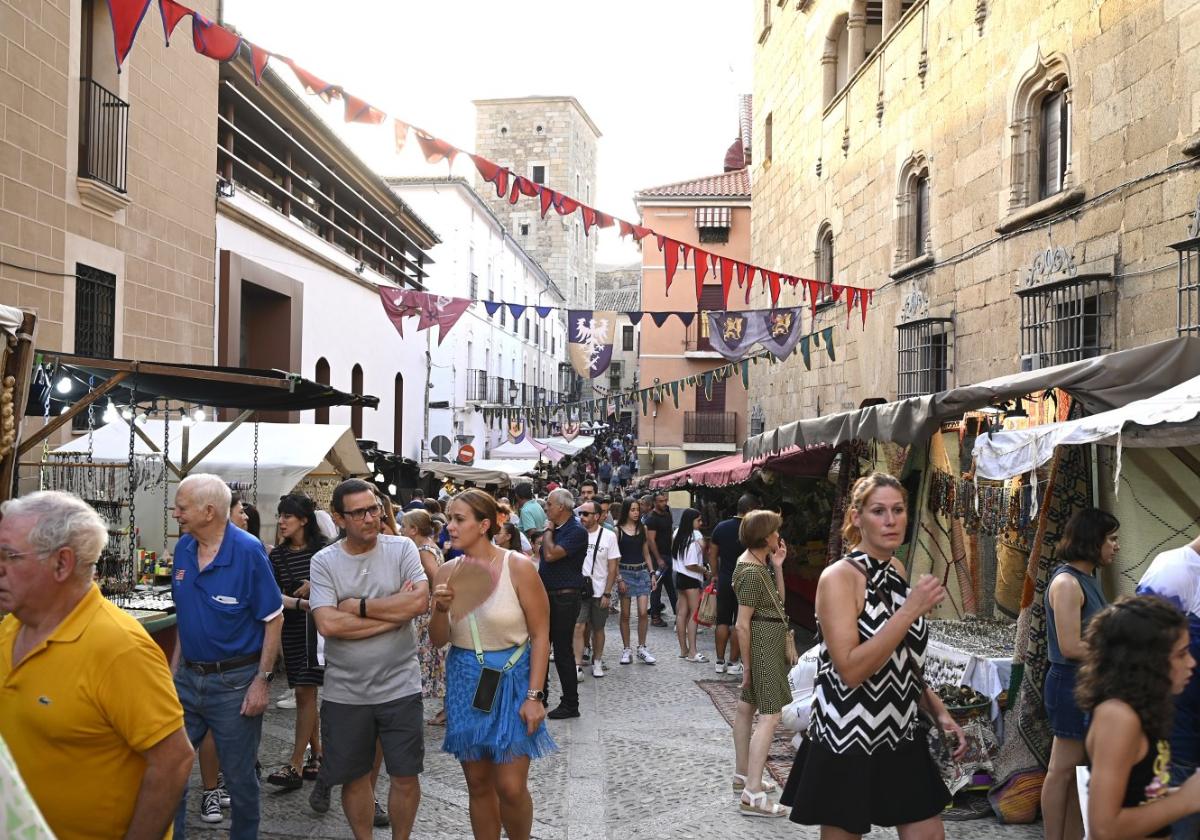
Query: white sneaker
576 666 585 682
200 789 223 823
715 660 727 674
726 662 744 677
592 660 605 678
620 648 632 665
637 646 657 665
275 688 296 709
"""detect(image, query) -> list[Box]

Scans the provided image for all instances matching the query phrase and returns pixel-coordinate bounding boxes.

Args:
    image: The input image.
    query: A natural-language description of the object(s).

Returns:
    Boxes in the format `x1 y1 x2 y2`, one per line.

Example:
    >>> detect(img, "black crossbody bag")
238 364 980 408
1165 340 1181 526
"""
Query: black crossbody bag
580 535 602 599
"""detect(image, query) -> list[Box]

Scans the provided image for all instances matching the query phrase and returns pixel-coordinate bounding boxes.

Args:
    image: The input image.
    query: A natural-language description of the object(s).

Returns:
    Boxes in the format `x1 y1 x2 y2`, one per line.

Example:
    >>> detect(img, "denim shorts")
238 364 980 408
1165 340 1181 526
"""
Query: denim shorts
619 567 652 598
1044 662 1087 740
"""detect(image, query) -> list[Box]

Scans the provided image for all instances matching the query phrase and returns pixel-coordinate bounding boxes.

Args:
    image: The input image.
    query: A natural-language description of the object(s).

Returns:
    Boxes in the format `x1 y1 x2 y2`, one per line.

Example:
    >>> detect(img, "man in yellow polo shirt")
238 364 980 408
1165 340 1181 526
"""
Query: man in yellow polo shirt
0 491 194 839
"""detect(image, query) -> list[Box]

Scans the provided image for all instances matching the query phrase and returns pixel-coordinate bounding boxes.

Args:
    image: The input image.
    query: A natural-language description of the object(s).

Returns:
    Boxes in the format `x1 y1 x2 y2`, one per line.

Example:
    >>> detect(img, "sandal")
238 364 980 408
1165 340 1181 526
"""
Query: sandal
732 773 778 794
739 789 787 818
302 754 321 781
426 709 447 726
687 653 710 663
266 764 303 791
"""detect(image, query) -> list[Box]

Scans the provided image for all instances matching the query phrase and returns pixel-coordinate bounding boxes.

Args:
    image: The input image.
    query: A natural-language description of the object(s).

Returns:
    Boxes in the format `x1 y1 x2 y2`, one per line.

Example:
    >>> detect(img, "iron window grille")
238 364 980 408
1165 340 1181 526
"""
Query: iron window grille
896 318 952 400
74 263 116 429
1017 276 1114 369
466 369 488 402
78 78 129 194
1172 196 1200 335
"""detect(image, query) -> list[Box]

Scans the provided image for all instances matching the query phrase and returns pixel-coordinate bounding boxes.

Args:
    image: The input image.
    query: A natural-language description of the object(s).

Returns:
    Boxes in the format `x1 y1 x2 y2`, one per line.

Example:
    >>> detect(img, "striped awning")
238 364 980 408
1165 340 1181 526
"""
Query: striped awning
694 206 732 228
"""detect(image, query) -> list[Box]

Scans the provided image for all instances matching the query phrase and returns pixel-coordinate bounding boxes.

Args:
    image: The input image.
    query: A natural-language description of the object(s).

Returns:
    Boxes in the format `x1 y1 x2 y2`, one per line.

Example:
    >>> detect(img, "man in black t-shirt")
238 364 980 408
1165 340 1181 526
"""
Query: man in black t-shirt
644 492 677 625
539 488 589 719
707 494 759 676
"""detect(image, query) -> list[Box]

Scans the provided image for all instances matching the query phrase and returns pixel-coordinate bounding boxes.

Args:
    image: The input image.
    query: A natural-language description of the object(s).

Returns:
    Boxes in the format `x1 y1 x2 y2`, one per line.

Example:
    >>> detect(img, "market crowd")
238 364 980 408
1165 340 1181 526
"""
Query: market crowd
3 449 1200 839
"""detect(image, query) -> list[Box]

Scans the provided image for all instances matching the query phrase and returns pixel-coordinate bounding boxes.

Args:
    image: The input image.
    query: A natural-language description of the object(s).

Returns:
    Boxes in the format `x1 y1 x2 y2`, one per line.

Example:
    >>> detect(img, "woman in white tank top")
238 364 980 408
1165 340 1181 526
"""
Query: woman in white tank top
428 489 555 840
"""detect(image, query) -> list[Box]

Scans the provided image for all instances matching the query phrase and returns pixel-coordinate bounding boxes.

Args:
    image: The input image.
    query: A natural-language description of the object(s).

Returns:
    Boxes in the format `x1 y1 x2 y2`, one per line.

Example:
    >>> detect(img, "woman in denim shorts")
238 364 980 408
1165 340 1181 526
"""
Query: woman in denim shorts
615 499 658 666
1042 507 1120 840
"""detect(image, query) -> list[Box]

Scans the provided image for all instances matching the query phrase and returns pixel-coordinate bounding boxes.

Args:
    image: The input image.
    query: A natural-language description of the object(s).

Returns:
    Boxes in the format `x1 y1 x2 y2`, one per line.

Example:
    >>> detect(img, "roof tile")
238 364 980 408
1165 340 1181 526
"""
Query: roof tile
636 168 751 199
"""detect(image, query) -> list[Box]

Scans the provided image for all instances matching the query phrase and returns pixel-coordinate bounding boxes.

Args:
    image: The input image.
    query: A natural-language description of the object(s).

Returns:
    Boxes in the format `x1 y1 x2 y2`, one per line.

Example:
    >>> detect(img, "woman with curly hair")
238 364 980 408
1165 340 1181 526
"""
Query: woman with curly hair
1077 595 1200 840
1042 507 1120 840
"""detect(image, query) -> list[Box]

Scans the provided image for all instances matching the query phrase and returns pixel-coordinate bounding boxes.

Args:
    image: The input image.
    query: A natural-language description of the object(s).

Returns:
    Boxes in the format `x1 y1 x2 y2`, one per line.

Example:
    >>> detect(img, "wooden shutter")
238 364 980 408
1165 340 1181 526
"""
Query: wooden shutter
1040 92 1063 199
696 379 727 412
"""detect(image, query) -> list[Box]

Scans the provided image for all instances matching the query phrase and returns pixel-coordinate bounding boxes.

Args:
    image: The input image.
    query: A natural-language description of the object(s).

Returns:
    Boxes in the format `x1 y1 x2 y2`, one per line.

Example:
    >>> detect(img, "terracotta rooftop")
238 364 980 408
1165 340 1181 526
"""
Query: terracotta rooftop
596 285 641 313
635 168 751 200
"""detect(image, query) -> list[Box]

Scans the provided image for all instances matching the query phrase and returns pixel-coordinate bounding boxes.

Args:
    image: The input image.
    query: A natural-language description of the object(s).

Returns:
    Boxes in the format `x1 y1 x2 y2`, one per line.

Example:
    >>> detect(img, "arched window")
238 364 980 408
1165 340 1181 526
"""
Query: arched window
1007 53 1073 213
822 14 850 106
393 373 404 453
350 364 363 438
894 154 931 270
814 223 835 305
314 357 330 425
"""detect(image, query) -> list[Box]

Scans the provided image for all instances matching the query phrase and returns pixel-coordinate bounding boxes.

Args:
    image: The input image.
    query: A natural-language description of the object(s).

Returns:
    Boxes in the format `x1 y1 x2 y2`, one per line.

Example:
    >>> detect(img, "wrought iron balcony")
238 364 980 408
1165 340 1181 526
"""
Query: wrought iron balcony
78 78 129 193
466 369 488 402
683 411 737 444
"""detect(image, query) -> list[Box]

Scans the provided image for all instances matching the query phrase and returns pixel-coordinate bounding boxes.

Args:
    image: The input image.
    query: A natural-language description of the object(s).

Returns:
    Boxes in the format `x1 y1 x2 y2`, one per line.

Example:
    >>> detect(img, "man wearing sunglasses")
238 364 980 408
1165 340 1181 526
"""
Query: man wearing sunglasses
309 479 429 840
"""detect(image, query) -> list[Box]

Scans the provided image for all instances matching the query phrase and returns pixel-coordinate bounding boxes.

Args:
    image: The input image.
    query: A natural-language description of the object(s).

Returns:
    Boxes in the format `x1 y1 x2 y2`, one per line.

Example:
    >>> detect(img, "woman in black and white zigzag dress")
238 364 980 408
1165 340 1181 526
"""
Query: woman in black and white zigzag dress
781 472 967 837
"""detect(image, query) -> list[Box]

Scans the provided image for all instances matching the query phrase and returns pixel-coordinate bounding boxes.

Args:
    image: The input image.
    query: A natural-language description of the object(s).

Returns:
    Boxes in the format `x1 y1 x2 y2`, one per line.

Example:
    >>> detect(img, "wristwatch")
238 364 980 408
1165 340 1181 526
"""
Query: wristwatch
258 671 274 683
526 689 546 701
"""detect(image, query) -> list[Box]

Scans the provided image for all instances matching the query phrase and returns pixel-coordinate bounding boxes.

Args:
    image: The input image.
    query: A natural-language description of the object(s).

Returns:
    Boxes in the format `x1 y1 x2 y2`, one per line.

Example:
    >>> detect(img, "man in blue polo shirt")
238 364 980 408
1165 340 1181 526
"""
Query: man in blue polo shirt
171 474 283 840
539 487 588 719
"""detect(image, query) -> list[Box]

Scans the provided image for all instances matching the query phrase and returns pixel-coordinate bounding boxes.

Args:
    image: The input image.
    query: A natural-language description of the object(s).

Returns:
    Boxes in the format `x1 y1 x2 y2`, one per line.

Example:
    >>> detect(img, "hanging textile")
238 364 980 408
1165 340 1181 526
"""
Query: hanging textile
567 310 617 378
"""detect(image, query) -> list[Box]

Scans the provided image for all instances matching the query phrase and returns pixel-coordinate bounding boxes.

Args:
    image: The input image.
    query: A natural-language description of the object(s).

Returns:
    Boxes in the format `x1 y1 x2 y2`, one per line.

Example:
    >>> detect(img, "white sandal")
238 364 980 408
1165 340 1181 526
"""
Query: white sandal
731 773 777 793
739 789 787 818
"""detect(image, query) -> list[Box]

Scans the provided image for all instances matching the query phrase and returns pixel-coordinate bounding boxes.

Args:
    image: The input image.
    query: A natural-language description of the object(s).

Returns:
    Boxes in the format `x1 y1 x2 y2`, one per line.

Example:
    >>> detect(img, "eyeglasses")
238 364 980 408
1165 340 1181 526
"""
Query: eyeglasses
580 511 597 517
0 547 46 567
342 504 382 522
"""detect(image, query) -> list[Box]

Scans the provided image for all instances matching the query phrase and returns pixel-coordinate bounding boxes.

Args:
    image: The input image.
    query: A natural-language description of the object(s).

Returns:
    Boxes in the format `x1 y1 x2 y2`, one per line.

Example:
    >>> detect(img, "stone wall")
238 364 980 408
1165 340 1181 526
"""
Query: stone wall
1 0 219 361
750 0 1200 426
473 97 600 310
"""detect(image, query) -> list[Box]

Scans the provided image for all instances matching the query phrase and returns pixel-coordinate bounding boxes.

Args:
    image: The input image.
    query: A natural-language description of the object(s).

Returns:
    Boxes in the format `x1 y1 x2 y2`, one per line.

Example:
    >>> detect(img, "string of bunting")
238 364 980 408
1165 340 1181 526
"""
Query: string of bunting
479 326 837 432
104 0 879 323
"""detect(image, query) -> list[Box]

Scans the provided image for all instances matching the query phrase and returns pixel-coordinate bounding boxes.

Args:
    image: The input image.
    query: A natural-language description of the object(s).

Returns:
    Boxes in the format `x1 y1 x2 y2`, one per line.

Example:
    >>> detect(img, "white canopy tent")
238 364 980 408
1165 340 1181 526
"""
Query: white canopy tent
53 419 367 494
419 459 538 487
972 374 1200 482
488 437 569 463
537 435 594 456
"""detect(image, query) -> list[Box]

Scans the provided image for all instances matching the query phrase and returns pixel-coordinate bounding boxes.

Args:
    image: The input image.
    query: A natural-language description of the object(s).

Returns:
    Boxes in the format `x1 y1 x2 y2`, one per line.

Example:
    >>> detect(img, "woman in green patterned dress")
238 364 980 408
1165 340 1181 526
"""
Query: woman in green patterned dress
732 509 792 818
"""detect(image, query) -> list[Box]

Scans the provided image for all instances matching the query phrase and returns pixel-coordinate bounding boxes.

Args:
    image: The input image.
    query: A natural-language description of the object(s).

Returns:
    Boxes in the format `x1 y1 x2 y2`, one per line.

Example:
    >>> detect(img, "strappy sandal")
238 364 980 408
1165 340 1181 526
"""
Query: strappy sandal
739 789 787 818
732 773 778 793
687 653 710 663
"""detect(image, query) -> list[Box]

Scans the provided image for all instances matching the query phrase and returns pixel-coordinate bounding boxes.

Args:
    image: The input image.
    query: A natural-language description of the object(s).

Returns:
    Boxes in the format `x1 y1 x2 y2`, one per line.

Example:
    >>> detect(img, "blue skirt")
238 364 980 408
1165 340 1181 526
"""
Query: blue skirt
442 645 557 764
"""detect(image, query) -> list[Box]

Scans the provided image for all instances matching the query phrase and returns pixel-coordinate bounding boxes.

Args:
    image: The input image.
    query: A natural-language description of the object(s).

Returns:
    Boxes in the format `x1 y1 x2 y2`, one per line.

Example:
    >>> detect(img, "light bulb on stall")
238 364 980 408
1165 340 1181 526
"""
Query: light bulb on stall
375 473 385 482
134 413 148 426
387 484 397 495
120 406 133 421
192 407 206 423
102 401 118 424
180 412 193 428
55 377 72 394
366 461 375 472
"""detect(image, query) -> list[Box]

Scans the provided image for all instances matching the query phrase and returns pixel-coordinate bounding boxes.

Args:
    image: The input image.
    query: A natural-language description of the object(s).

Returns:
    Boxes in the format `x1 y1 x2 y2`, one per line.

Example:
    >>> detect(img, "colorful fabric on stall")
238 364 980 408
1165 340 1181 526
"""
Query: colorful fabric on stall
567 310 616 379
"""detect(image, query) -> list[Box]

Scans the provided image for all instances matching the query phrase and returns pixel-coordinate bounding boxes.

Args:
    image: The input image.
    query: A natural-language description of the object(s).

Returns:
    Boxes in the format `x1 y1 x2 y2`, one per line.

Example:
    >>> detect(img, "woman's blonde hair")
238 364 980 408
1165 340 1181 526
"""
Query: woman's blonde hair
401 509 436 537
841 472 908 548
739 509 783 550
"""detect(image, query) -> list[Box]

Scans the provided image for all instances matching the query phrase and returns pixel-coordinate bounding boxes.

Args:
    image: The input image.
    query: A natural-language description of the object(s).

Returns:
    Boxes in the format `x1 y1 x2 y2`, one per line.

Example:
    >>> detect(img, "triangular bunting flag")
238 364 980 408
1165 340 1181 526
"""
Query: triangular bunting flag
472 156 510 199
483 301 502 318
158 0 192 45
799 335 812 370
344 93 385 124
539 187 555 218
662 239 680 295
393 119 409 152
627 311 643 326
650 312 672 328
191 13 241 61
249 43 270 86
741 360 750 389
676 312 695 328
415 132 457 166
860 288 873 327
535 306 552 318
694 248 710 302
719 257 735 307
280 56 337 101
822 326 836 361
846 288 858 326
763 270 782 307
670 381 679 409
109 0 153 70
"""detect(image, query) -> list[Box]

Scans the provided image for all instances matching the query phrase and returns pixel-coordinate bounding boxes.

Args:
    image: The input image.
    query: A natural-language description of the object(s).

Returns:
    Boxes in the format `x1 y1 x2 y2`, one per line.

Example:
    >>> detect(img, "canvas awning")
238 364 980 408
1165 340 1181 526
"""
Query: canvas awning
488 438 570 463
538 435 595 456
972 374 1200 481
650 445 837 489
52 420 367 502
743 337 1200 459
419 460 537 487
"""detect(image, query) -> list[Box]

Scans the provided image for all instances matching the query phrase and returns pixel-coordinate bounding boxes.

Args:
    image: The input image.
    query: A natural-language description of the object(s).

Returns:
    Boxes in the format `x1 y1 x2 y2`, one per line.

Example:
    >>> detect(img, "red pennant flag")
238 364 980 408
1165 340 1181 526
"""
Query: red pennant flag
860 288 873 327
734 261 754 304
595 210 615 229
344 93 385 124
555 194 580 216
679 244 691 271
804 279 821 317
248 43 269 85
719 257 735 307
581 206 599 235
619 222 652 241
831 284 844 303
846 288 858 326
472 156 509 199
281 57 337 101
662 239 680 296
764 269 781 306
694 249 710 303
539 187 555 218
109 0 153 70
158 0 192 45
415 132 458 166
619 220 637 239
191 14 241 62
393 120 409 152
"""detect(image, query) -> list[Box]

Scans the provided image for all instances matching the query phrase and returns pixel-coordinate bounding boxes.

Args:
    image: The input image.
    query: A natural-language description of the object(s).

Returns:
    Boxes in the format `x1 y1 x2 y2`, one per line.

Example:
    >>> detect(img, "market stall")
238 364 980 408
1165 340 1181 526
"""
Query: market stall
418 459 536 489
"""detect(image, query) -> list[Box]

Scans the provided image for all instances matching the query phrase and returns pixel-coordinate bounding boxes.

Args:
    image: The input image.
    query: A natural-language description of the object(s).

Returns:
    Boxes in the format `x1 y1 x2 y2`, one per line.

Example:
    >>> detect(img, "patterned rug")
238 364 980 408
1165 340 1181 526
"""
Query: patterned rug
695 679 796 786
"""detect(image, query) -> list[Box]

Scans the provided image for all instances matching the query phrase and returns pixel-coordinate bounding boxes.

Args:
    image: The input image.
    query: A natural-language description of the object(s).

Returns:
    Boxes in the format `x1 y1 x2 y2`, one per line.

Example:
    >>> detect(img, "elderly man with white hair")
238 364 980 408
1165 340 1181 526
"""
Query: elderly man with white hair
0 490 194 839
170 473 283 840
538 486 589 719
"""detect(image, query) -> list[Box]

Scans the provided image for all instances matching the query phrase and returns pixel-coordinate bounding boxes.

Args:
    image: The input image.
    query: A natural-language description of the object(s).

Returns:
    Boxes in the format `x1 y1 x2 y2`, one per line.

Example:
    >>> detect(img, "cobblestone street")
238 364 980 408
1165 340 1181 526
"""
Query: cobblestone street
181 621 1044 840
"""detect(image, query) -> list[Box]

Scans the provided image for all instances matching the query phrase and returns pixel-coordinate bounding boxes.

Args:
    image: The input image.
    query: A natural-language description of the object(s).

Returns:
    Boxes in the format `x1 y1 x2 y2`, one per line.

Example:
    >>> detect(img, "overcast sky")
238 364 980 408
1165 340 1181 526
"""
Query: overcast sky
221 0 753 265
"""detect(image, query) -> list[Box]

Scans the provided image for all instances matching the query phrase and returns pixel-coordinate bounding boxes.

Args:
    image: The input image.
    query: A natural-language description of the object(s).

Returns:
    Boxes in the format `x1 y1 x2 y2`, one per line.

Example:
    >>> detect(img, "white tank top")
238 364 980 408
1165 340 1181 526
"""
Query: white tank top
447 550 529 651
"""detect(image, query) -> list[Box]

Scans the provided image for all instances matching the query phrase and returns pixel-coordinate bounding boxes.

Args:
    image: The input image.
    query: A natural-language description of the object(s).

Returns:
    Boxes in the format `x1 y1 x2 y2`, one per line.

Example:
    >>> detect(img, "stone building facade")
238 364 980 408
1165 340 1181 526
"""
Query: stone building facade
1 0 220 362
472 96 601 312
750 0 1200 426
596 264 642 428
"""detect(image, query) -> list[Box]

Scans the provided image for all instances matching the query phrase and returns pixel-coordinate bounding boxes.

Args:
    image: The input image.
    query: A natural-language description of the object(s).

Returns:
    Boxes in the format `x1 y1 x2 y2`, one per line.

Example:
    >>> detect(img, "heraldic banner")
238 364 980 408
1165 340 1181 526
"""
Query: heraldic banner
567 310 617 378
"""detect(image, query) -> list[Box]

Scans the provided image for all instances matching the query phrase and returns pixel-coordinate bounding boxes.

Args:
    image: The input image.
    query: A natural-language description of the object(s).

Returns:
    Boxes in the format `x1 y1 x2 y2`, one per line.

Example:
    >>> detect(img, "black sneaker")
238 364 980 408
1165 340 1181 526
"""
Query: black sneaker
373 800 389 827
547 705 581 720
267 764 303 791
199 789 223 823
309 778 331 814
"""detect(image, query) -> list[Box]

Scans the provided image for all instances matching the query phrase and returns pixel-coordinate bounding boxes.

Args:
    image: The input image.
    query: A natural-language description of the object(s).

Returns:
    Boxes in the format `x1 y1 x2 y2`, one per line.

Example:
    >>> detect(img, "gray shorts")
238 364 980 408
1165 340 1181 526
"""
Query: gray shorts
577 596 609 629
320 693 424 785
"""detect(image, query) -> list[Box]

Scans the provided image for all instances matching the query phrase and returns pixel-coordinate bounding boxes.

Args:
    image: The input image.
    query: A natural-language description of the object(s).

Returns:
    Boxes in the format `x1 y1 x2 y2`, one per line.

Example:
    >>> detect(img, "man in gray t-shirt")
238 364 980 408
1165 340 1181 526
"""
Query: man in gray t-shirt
310 480 429 839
